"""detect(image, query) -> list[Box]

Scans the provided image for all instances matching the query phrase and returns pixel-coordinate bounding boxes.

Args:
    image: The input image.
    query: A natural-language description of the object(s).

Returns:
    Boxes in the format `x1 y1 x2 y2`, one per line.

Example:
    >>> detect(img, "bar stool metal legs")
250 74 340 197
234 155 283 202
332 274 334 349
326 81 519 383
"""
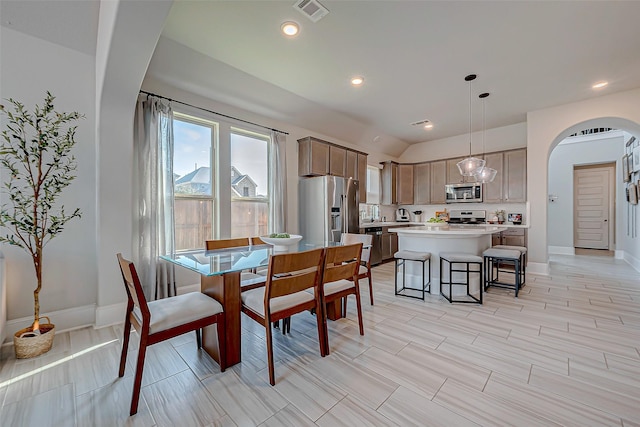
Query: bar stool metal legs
394 250 431 300
439 253 483 304
483 248 522 297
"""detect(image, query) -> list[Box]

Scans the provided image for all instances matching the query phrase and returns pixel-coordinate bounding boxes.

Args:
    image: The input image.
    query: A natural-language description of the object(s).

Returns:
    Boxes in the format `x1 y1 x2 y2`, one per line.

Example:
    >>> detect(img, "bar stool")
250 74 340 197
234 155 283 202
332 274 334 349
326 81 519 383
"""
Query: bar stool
394 250 431 300
483 248 522 297
492 245 527 285
439 252 483 304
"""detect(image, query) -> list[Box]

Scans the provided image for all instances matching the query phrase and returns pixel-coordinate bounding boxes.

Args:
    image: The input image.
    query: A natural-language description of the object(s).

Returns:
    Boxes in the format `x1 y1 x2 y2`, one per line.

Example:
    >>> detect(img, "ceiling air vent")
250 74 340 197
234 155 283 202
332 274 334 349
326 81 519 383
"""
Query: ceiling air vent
410 119 430 127
293 0 329 22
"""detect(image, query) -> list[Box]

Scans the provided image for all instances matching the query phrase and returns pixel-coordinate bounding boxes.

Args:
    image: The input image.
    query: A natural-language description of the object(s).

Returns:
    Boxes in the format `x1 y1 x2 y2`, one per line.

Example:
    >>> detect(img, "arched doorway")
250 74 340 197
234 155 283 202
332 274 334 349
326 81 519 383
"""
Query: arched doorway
546 118 640 269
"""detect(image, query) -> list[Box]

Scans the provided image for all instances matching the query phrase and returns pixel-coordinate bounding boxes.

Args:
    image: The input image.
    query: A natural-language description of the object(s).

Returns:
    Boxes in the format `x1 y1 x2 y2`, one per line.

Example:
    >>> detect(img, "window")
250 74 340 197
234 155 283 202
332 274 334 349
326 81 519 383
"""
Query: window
230 129 269 238
173 115 216 251
172 114 271 250
366 165 381 204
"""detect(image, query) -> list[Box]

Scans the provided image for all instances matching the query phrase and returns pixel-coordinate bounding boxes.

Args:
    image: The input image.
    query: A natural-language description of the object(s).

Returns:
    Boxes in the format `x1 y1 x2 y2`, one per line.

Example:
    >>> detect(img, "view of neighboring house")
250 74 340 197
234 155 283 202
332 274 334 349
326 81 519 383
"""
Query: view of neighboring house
174 165 262 198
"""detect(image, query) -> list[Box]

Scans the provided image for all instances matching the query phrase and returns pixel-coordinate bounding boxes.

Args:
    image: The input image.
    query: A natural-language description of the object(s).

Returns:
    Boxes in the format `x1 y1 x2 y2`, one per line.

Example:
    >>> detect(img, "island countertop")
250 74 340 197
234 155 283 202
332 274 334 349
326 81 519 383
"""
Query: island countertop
389 224 508 236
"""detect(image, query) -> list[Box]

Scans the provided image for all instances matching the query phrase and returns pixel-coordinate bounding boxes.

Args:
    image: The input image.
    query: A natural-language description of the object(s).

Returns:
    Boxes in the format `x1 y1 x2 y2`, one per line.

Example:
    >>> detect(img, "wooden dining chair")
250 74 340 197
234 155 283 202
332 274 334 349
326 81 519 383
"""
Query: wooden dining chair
341 233 374 305
116 253 226 415
240 248 326 385
319 243 364 354
206 238 266 291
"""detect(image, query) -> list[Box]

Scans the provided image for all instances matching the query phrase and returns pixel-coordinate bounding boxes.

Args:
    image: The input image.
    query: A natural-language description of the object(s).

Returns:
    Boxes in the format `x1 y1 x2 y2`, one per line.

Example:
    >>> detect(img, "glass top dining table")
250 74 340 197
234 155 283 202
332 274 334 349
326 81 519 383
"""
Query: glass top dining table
160 240 339 276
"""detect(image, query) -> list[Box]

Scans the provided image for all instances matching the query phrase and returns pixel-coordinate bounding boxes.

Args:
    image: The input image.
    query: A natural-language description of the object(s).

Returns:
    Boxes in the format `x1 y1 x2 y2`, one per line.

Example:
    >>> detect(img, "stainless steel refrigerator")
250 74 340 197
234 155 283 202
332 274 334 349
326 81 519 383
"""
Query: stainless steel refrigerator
298 176 360 244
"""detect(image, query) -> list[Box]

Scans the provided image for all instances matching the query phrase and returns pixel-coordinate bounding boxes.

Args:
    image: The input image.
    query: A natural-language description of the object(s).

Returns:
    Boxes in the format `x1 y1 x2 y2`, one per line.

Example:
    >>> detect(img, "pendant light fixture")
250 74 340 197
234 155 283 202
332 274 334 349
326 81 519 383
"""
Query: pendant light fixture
457 74 486 177
474 92 498 183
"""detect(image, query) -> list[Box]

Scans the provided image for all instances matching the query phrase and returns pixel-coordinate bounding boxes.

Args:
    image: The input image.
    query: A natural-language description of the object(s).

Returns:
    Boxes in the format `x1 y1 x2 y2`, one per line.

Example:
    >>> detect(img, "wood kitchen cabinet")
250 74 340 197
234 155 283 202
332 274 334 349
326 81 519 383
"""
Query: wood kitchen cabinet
380 161 398 205
413 162 431 204
329 145 346 177
447 157 467 184
482 152 504 203
345 150 357 179
493 228 527 247
504 149 527 202
397 164 414 204
430 160 447 204
357 153 367 201
298 137 329 176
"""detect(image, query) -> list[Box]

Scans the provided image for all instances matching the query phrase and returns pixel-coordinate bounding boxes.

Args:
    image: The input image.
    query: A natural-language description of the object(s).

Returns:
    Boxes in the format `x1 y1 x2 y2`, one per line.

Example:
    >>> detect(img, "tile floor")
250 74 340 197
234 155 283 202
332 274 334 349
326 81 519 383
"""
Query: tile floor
1 253 640 426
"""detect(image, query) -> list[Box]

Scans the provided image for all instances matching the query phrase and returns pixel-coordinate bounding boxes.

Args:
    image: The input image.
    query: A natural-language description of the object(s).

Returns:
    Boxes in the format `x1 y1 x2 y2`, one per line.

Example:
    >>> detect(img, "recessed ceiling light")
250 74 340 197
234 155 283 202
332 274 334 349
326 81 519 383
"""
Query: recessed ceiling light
424 123 434 130
281 21 299 37
592 81 608 89
351 76 364 86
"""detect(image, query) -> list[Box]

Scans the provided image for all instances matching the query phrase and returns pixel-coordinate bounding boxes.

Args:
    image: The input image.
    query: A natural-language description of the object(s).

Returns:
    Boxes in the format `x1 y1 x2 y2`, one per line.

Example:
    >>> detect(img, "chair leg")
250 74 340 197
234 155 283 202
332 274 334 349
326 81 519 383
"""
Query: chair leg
265 317 276 386
354 284 364 336
367 271 374 305
216 316 227 372
195 328 202 349
119 311 132 378
130 339 147 416
316 299 329 357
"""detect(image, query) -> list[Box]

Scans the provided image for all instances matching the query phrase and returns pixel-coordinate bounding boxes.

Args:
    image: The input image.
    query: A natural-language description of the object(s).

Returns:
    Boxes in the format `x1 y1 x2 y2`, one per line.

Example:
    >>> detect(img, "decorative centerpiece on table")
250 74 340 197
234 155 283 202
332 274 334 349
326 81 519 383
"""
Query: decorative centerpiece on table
0 92 83 358
258 233 303 251
491 209 506 224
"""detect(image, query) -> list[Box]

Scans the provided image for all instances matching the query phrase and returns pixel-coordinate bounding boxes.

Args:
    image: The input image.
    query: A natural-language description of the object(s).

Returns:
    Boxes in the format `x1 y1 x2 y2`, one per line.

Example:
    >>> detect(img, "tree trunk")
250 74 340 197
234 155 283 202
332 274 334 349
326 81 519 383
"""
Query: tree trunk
32 247 42 331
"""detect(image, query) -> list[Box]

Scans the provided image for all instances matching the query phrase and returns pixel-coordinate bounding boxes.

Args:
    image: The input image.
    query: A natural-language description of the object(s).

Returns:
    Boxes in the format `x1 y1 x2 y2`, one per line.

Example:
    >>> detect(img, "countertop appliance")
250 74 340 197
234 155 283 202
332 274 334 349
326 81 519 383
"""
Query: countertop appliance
299 176 359 244
396 208 410 222
447 210 487 224
445 182 483 203
364 226 383 266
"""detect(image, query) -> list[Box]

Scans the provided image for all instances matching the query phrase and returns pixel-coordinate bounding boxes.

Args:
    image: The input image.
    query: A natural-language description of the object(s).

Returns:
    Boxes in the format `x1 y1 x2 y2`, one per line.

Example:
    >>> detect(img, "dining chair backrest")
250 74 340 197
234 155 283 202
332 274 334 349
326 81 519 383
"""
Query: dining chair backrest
251 236 266 246
206 237 250 250
266 248 325 299
323 243 363 284
117 253 150 323
341 233 372 264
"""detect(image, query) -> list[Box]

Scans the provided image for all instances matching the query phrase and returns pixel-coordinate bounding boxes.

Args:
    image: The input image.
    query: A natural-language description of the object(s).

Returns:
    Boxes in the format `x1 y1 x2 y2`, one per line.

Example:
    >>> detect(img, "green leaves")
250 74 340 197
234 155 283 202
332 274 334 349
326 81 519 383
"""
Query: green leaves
0 92 83 257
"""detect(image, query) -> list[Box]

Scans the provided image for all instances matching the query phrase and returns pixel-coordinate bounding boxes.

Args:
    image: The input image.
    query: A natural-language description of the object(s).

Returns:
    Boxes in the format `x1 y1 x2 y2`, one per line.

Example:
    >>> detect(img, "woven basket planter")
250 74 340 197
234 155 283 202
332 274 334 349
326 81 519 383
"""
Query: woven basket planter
13 316 55 359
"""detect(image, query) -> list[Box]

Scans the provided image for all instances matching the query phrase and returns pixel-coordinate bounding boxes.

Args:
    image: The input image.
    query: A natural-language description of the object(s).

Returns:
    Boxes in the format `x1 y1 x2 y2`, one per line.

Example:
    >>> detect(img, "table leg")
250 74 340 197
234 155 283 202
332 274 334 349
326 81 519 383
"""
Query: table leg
326 298 344 320
200 272 241 367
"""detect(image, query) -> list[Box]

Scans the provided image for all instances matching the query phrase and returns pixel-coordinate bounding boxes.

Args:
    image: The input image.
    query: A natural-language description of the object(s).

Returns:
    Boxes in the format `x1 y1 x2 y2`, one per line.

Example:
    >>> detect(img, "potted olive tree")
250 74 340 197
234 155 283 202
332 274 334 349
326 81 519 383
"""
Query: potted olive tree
0 92 82 358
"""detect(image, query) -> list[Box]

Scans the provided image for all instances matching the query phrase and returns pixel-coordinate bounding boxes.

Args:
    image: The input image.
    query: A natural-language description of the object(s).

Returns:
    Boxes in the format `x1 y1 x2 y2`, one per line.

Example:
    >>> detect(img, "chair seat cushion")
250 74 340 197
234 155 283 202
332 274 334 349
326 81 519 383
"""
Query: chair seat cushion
394 250 431 261
323 279 356 296
358 265 369 276
241 287 315 317
493 245 527 254
439 252 483 263
483 248 521 260
134 292 223 335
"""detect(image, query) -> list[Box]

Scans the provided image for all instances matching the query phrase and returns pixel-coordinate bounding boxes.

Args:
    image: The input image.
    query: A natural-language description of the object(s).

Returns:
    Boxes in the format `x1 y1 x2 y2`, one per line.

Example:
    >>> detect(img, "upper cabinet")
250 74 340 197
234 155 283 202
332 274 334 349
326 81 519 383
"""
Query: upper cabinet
413 162 431 205
329 145 346 177
504 149 527 202
380 161 398 205
397 164 414 205
357 153 368 202
298 137 329 176
447 157 467 184
482 152 504 203
430 160 447 204
297 136 369 199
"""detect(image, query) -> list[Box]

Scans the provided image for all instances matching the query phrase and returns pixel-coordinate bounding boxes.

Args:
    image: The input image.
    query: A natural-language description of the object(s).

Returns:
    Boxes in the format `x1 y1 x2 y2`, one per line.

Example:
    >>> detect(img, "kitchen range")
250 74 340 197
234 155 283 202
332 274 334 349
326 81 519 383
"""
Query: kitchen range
447 209 487 225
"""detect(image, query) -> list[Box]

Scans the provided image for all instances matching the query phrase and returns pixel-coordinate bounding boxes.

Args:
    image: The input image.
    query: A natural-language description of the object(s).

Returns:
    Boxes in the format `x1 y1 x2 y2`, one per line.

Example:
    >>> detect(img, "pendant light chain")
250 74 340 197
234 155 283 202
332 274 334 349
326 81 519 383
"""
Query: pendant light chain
457 74 485 177
468 75 473 157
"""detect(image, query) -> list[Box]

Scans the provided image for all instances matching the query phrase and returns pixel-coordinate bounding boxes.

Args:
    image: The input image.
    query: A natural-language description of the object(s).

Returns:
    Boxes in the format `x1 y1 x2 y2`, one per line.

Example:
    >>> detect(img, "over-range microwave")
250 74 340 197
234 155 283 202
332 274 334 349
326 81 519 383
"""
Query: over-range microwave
445 183 483 203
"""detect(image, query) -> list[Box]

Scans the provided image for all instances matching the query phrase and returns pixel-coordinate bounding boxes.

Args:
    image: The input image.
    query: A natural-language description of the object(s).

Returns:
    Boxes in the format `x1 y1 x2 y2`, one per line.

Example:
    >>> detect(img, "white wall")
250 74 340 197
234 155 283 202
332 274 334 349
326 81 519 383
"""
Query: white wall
547 133 624 252
0 28 98 323
399 123 527 163
527 88 640 273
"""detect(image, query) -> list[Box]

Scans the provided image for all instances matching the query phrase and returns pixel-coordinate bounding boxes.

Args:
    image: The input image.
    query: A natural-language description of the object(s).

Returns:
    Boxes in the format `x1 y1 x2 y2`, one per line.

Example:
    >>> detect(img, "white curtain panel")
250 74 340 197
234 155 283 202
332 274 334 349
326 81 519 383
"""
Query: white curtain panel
268 131 288 234
133 95 176 300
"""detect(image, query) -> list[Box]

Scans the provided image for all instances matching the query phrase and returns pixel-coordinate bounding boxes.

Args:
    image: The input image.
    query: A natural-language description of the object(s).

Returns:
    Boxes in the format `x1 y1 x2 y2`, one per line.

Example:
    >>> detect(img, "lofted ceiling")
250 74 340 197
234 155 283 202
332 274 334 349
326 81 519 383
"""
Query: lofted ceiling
158 0 640 145
3 1 640 148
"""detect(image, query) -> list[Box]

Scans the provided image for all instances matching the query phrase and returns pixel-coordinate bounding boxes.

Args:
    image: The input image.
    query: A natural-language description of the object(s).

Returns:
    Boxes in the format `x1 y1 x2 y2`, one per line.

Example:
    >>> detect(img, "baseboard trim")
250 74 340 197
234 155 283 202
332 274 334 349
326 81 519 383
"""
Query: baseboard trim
548 246 575 255
623 251 640 273
615 250 624 260
95 302 127 328
4 304 96 345
528 262 550 276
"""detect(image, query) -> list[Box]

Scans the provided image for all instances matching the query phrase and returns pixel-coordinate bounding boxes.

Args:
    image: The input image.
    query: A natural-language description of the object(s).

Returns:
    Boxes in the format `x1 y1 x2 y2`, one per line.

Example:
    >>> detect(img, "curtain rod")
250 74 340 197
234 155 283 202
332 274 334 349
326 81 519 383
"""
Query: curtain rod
139 90 289 135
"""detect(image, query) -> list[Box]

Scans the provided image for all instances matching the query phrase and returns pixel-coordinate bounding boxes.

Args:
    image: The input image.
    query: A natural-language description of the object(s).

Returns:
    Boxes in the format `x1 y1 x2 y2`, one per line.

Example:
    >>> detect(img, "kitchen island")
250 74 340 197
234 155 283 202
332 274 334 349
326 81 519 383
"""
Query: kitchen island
388 224 508 295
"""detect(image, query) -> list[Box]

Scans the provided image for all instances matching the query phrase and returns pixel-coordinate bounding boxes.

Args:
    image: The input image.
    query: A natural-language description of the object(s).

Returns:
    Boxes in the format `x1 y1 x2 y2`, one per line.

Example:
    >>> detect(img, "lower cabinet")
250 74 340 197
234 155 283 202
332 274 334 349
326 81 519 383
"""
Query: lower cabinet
492 228 527 247
382 232 398 261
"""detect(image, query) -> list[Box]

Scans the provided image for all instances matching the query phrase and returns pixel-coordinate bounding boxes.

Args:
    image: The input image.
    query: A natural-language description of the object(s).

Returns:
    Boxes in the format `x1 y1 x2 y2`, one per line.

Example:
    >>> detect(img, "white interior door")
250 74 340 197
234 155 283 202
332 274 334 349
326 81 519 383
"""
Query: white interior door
573 165 614 249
